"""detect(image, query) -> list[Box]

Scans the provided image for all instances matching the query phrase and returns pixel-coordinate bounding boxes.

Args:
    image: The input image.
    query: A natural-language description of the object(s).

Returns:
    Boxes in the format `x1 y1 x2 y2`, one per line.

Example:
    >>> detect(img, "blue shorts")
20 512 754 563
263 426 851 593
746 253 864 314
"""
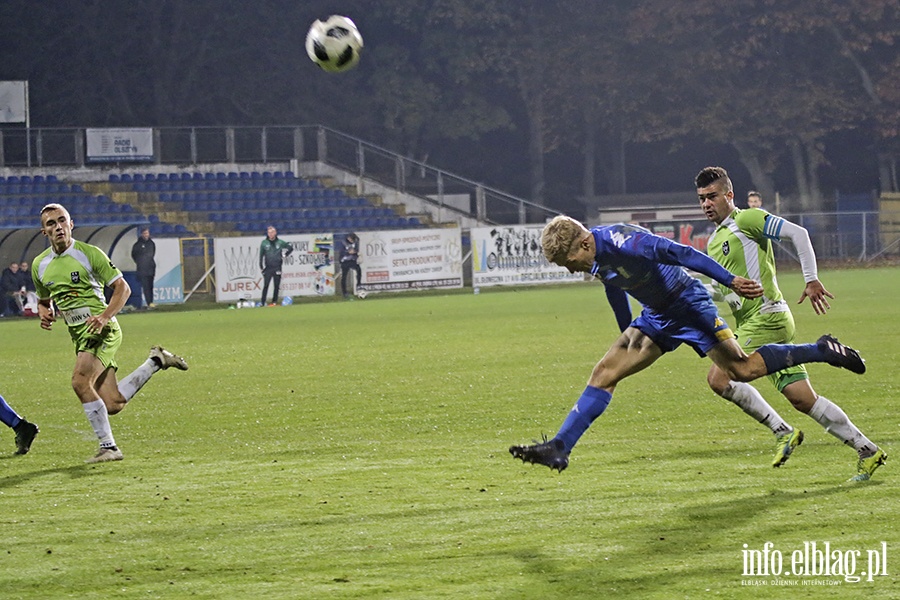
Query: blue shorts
630 283 734 357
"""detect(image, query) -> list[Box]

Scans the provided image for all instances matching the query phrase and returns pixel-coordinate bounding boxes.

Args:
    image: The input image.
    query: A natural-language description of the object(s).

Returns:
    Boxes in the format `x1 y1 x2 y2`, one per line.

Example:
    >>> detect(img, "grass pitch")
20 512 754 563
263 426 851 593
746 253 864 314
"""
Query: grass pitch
1 267 897 599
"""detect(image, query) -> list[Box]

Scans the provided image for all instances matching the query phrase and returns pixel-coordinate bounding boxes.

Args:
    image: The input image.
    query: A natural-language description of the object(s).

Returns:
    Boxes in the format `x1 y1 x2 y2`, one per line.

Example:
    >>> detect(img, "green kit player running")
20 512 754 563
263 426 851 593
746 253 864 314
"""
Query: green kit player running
697 167 886 482
33 204 189 463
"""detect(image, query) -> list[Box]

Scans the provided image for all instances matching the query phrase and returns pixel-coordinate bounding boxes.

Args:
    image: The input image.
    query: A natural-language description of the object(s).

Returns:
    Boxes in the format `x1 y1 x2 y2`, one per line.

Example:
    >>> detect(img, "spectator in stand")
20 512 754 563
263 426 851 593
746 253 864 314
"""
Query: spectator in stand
1 262 24 317
747 190 763 208
18 261 38 316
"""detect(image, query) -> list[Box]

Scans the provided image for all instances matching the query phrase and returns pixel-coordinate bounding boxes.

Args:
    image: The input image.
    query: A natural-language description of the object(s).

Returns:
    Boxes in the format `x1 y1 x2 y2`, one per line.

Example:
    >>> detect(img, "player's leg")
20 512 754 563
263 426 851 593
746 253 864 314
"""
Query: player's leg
708 362 796 446
782 379 886 481
0 392 24 429
72 351 122 462
272 272 282 305
145 274 155 306
0 392 39 455
710 314 803 466
340 263 349 296
707 334 866 383
352 264 362 294
115 345 187 404
510 327 664 471
260 272 272 305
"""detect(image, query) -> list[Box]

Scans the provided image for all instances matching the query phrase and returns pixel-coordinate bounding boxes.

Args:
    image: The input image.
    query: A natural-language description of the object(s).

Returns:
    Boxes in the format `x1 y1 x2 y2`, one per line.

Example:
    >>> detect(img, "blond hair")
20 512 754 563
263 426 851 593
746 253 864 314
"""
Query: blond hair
541 215 588 263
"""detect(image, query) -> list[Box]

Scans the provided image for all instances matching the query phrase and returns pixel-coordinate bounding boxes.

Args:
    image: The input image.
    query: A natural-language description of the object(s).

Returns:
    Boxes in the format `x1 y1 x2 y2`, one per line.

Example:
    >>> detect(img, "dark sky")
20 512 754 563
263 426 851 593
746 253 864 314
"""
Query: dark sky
0 1 893 208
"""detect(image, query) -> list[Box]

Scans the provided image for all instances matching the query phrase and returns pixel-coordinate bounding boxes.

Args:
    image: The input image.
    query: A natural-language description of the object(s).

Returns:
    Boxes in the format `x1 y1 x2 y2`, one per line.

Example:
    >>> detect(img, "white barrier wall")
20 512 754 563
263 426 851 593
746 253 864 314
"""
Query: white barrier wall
471 225 583 287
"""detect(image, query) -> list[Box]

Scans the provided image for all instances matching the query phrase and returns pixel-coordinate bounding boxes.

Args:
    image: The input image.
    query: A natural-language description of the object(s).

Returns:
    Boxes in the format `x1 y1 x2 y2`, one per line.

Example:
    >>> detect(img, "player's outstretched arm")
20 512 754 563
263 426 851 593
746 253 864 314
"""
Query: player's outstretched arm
798 279 834 315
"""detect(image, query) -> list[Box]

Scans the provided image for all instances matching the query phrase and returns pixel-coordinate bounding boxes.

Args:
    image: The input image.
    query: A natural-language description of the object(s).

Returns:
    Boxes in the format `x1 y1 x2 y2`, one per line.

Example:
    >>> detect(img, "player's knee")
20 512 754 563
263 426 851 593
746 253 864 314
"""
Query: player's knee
707 369 731 395
105 396 127 415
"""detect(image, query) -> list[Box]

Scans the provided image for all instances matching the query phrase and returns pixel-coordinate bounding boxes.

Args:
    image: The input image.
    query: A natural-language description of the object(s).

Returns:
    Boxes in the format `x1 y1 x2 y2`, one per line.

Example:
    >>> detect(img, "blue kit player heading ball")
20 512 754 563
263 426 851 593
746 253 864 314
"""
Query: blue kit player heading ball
509 216 867 473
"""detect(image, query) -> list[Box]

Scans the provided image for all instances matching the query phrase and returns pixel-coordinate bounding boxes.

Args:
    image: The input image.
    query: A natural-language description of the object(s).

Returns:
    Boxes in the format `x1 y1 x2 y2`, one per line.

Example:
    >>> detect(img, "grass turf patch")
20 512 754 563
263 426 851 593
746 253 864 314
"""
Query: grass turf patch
0 267 897 598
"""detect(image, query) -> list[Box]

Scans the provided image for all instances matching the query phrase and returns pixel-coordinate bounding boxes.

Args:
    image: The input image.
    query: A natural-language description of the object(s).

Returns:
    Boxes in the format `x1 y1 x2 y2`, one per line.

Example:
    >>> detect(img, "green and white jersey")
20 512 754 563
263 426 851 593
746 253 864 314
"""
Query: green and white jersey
32 240 123 331
707 208 789 325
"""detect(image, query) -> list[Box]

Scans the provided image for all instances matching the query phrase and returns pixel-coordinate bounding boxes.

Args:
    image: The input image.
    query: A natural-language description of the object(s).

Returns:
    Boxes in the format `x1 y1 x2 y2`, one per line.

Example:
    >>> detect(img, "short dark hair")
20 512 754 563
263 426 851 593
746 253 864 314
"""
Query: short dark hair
695 166 732 192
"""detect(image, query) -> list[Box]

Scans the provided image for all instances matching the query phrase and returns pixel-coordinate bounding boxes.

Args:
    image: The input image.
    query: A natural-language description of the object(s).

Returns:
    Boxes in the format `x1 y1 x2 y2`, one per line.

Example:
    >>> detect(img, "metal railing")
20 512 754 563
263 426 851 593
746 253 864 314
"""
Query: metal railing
632 211 900 262
0 124 555 225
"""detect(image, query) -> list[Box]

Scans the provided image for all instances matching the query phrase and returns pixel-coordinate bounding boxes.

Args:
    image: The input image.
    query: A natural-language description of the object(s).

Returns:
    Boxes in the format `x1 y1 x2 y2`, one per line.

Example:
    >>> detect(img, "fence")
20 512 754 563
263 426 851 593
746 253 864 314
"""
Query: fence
633 211 900 262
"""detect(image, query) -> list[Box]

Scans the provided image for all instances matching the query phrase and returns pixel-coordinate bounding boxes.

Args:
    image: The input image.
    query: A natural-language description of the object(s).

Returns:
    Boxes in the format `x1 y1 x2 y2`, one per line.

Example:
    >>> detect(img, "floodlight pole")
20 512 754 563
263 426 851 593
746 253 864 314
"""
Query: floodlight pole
25 81 31 167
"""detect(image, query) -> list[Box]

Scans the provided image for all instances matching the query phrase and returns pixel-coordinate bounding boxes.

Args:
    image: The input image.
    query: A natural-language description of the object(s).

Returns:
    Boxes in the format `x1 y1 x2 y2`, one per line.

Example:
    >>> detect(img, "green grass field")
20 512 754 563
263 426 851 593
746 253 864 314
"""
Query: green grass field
1 267 897 599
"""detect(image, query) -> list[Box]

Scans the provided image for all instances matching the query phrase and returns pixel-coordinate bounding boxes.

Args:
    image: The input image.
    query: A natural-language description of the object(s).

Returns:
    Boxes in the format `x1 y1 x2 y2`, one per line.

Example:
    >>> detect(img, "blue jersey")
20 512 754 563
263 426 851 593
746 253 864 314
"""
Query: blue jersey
590 223 734 309
590 223 737 355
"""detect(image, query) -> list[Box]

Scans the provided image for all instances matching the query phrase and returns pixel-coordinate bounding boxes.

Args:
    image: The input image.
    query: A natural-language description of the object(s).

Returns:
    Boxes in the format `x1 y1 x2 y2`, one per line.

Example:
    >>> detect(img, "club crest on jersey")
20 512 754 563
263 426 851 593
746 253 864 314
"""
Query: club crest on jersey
71 271 81 284
721 241 730 256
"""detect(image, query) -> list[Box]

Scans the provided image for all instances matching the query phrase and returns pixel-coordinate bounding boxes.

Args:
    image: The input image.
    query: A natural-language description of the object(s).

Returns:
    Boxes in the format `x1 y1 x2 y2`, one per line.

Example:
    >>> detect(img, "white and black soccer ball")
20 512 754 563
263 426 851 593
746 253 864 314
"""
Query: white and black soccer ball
356 287 368 299
305 15 363 73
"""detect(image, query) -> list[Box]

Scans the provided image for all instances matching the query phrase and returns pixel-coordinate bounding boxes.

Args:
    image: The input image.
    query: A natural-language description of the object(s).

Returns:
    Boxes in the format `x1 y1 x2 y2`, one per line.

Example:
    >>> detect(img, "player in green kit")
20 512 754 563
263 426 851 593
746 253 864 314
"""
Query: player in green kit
32 204 189 463
696 167 886 482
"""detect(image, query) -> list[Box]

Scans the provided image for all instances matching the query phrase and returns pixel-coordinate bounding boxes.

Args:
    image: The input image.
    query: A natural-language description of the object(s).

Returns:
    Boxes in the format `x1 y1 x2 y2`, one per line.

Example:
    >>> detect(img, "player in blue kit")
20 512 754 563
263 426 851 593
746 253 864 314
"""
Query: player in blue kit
0 391 38 454
509 216 866 472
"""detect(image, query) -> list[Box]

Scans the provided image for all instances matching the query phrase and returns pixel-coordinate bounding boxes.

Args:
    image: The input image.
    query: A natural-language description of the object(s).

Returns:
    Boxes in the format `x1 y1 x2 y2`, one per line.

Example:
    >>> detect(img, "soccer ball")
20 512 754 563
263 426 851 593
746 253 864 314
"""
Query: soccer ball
356 288 368 299
305 15 363 73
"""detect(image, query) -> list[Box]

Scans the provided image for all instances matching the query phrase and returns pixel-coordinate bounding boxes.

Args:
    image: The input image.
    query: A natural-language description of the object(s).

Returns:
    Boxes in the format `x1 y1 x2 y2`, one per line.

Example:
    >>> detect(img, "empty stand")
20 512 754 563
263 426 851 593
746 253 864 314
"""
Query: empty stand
107 170 422 234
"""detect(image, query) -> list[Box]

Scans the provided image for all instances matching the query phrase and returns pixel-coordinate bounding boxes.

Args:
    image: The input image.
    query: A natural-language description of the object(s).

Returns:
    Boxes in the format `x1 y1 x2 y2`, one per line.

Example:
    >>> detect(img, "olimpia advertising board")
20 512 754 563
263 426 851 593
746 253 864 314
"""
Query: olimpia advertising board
471 225 584 287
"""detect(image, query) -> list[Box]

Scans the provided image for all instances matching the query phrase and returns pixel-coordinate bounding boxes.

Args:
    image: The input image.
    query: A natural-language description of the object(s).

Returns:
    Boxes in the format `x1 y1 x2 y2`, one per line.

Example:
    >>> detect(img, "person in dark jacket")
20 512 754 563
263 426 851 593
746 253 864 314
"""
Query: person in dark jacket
1 262 24 317
259 225 293 306
339 232 362 298
131 227 156 308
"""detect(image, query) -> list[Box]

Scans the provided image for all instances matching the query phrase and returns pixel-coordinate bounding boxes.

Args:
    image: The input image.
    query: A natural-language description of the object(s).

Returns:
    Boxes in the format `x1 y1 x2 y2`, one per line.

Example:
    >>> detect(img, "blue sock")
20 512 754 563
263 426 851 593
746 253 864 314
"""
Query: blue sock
756 342 823 374
554 386 612 452
0 394 22 429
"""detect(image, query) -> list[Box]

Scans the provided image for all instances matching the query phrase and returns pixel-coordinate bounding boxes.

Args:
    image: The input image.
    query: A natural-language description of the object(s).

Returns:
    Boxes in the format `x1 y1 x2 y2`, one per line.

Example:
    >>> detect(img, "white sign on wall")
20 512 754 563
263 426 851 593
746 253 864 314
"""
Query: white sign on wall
0 81 27 123
152 238 184 305
86 128 154 162
214 233 335 303
471 225 583 287
357 228 463 292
